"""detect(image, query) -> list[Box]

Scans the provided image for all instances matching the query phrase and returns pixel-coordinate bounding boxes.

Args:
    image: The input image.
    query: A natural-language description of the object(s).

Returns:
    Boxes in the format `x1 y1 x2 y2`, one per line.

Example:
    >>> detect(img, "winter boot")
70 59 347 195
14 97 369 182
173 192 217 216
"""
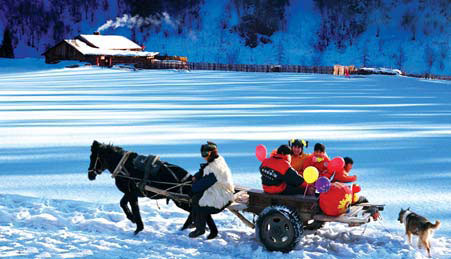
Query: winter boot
189 209 207 238
189 229 205 238
206 215 218 239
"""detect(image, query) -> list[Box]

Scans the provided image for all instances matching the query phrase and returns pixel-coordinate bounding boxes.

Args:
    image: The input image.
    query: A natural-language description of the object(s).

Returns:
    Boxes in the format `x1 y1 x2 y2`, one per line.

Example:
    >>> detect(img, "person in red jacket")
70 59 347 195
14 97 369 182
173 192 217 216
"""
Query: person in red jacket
344 157 353 173
260 145 306 195
302 143 330 177
331 157 357 183
341 157 368 204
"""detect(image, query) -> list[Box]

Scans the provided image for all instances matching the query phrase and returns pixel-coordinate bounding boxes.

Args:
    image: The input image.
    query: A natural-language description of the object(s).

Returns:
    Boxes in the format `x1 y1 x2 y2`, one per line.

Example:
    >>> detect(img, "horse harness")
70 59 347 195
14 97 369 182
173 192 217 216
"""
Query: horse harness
89 152 133 177
88 155 103 175
111 152 133 178
111 152 190 196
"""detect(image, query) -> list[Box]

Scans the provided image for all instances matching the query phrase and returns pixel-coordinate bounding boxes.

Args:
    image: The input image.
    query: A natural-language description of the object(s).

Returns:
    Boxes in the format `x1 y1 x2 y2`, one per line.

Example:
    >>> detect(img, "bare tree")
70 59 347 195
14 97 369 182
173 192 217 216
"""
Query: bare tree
424 45 435 73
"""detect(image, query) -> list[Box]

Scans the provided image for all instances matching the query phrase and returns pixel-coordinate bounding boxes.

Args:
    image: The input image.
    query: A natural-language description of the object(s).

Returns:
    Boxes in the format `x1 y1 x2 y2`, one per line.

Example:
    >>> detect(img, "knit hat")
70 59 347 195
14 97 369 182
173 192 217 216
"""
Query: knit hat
201 141 217 157
288 139 308 148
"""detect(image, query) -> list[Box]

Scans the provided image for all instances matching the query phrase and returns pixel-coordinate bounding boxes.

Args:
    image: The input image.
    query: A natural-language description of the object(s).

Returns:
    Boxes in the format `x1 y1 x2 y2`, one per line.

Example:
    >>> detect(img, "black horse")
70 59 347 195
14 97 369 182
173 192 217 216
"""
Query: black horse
87 140 193 234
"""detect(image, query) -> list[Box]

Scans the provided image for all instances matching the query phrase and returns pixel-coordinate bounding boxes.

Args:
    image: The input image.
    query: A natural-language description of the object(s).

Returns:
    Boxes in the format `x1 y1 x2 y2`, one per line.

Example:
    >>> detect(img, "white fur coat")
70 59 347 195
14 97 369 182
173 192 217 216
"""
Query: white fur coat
198 155 235 209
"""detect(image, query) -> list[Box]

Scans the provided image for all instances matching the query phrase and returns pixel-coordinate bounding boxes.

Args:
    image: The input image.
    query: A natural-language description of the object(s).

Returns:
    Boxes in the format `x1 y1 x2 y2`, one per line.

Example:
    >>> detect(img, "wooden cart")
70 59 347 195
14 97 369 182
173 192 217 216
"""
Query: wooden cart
144 184 384 253
228 185 384 252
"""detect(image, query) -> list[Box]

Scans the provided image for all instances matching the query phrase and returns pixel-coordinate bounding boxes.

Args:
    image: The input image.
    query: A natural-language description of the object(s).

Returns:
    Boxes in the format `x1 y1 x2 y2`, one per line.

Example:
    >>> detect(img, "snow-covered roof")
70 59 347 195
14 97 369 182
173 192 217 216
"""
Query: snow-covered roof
65 39 159 57
78 34 143 50
360 67 402 75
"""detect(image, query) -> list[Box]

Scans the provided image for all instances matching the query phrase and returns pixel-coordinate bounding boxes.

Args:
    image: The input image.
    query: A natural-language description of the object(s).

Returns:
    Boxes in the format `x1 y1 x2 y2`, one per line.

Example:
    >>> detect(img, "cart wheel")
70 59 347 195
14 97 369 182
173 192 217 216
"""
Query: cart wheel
256 205 303 253
304 220 325 230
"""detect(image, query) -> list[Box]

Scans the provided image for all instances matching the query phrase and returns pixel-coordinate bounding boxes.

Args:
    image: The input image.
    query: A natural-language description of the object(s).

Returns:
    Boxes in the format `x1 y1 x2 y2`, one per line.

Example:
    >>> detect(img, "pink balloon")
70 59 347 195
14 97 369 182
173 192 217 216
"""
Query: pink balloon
327 157 345 173
256 144 267 162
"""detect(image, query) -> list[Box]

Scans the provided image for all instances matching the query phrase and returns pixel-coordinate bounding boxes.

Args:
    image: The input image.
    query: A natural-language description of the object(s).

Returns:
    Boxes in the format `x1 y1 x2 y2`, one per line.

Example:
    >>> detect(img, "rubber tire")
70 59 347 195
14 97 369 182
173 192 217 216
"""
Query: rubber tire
256 205 303 253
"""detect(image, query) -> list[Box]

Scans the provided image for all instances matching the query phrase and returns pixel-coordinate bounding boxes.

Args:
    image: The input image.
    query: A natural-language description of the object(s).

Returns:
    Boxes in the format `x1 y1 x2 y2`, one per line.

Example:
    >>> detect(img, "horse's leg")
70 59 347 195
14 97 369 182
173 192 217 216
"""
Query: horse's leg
129 194 144 235
120 194 135 223
181 212 193 230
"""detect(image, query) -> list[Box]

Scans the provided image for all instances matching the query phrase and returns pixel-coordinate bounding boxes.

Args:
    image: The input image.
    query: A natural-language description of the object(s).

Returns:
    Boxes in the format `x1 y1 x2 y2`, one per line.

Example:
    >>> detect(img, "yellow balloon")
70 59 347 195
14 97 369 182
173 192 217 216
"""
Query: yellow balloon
304 166 319 184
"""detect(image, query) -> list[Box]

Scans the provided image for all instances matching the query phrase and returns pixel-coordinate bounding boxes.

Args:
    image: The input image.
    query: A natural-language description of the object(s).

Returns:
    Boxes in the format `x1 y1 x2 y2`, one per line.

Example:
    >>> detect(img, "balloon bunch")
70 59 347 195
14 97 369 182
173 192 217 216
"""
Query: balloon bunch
304 164 356 216
256 144 360 217
256 145 332 196
303 166 332 196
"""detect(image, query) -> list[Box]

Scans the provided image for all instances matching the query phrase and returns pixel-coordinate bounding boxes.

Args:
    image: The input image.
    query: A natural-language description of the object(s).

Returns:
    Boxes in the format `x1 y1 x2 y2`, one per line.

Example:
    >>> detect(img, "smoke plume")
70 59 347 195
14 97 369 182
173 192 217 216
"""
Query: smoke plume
97 12 177 32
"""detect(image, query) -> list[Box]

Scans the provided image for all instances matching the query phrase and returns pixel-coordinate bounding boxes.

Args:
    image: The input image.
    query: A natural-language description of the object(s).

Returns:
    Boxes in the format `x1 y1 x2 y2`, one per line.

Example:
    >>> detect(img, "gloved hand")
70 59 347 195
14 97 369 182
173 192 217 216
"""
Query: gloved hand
193 163 208 179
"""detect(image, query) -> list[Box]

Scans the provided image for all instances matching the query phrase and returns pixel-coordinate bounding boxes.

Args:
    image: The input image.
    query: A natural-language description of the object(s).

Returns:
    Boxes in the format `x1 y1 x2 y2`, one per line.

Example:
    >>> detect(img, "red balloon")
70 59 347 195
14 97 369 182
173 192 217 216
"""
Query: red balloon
327 156 345 173
256 144 267 162
319 182 352 216
352 184 361 193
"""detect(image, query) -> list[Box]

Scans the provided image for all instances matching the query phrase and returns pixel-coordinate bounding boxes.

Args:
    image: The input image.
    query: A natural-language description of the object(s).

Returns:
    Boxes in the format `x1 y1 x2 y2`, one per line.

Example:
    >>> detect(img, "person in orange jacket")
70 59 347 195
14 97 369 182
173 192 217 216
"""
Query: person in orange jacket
270 139 310 172
288 139 310 172
302 143 330 177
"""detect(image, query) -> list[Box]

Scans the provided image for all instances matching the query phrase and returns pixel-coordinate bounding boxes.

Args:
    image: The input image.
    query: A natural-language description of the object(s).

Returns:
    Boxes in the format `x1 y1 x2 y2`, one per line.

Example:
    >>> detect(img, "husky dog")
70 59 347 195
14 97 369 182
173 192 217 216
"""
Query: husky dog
398 208 441 257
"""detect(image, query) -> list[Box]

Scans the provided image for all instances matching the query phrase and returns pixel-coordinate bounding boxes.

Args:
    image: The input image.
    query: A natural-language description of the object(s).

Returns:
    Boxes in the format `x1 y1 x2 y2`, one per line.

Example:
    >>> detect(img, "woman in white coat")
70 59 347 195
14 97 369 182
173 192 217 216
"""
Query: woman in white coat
188 141 235 239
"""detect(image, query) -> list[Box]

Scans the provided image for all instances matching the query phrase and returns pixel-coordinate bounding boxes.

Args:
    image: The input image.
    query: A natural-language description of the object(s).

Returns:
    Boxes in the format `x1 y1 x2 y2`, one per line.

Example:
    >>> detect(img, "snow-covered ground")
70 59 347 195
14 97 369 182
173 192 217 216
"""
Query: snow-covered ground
1 58 450 258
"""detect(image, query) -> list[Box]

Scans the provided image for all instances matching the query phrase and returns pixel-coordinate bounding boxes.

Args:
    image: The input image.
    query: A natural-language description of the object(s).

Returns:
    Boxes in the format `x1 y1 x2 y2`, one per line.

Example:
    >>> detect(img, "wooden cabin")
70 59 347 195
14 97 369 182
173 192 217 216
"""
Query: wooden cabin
43 33 187 68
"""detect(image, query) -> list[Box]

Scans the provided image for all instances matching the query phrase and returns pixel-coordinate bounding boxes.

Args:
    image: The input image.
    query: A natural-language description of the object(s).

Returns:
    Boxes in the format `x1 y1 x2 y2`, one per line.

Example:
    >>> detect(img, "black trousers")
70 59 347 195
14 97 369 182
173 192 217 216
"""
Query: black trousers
191 193 227 233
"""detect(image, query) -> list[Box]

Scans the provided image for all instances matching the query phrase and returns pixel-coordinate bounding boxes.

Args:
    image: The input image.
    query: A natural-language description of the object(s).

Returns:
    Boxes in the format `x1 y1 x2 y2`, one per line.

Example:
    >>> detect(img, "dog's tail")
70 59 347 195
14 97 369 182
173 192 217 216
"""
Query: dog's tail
427 220 441 230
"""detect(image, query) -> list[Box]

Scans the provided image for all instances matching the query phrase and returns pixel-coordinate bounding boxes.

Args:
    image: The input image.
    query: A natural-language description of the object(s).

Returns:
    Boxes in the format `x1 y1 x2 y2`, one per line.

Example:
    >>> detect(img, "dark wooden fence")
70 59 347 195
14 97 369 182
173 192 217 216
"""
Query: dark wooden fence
187 63 334 74
404 73 451 81
136 62 333 74
135 60 188 70
134 61 450 80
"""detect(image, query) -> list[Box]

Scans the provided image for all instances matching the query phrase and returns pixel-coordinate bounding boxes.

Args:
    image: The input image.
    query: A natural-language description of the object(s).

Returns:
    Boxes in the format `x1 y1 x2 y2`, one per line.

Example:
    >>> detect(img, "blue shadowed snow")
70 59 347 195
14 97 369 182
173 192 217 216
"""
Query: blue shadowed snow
0 59 450 258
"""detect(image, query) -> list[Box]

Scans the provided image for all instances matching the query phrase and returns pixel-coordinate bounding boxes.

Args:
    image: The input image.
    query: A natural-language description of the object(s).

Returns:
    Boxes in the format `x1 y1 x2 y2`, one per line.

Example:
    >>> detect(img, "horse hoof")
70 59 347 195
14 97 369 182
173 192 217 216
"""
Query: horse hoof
134 227 143 235
181 223 195 231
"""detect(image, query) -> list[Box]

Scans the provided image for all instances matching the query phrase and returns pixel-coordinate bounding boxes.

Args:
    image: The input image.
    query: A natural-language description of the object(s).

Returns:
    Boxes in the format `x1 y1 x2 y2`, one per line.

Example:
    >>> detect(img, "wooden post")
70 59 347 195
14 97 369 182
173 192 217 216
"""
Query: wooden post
228 208 255 229
144 185 190 202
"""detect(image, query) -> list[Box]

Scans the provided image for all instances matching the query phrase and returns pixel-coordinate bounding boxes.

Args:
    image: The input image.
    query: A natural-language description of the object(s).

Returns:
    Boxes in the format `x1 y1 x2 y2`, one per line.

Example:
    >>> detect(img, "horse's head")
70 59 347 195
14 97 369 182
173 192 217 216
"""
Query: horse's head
88 140 107 180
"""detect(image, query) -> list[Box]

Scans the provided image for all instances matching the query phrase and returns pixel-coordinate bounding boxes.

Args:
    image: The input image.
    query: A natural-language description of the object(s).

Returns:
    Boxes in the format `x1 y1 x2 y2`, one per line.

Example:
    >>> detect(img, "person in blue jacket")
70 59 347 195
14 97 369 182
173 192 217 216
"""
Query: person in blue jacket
188 141 235 239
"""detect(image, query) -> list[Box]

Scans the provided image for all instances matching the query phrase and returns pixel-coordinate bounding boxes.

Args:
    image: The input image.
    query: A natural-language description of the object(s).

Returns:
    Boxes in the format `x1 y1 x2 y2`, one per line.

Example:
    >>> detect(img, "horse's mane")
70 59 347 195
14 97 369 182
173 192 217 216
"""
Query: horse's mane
102 143 124 154
92 141 125 156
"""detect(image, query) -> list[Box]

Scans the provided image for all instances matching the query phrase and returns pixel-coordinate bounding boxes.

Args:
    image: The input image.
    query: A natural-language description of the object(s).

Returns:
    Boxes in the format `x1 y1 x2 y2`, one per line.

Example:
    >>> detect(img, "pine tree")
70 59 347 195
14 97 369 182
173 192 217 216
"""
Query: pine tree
396 45 406 70
362 45 369 67
276 40 286 64
0 28 15 58
424 45 435 73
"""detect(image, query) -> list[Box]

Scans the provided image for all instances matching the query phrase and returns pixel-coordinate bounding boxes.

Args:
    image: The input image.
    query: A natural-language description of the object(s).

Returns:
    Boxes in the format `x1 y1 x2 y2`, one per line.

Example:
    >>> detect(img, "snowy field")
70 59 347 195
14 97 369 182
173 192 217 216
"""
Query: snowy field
0 58 450 258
